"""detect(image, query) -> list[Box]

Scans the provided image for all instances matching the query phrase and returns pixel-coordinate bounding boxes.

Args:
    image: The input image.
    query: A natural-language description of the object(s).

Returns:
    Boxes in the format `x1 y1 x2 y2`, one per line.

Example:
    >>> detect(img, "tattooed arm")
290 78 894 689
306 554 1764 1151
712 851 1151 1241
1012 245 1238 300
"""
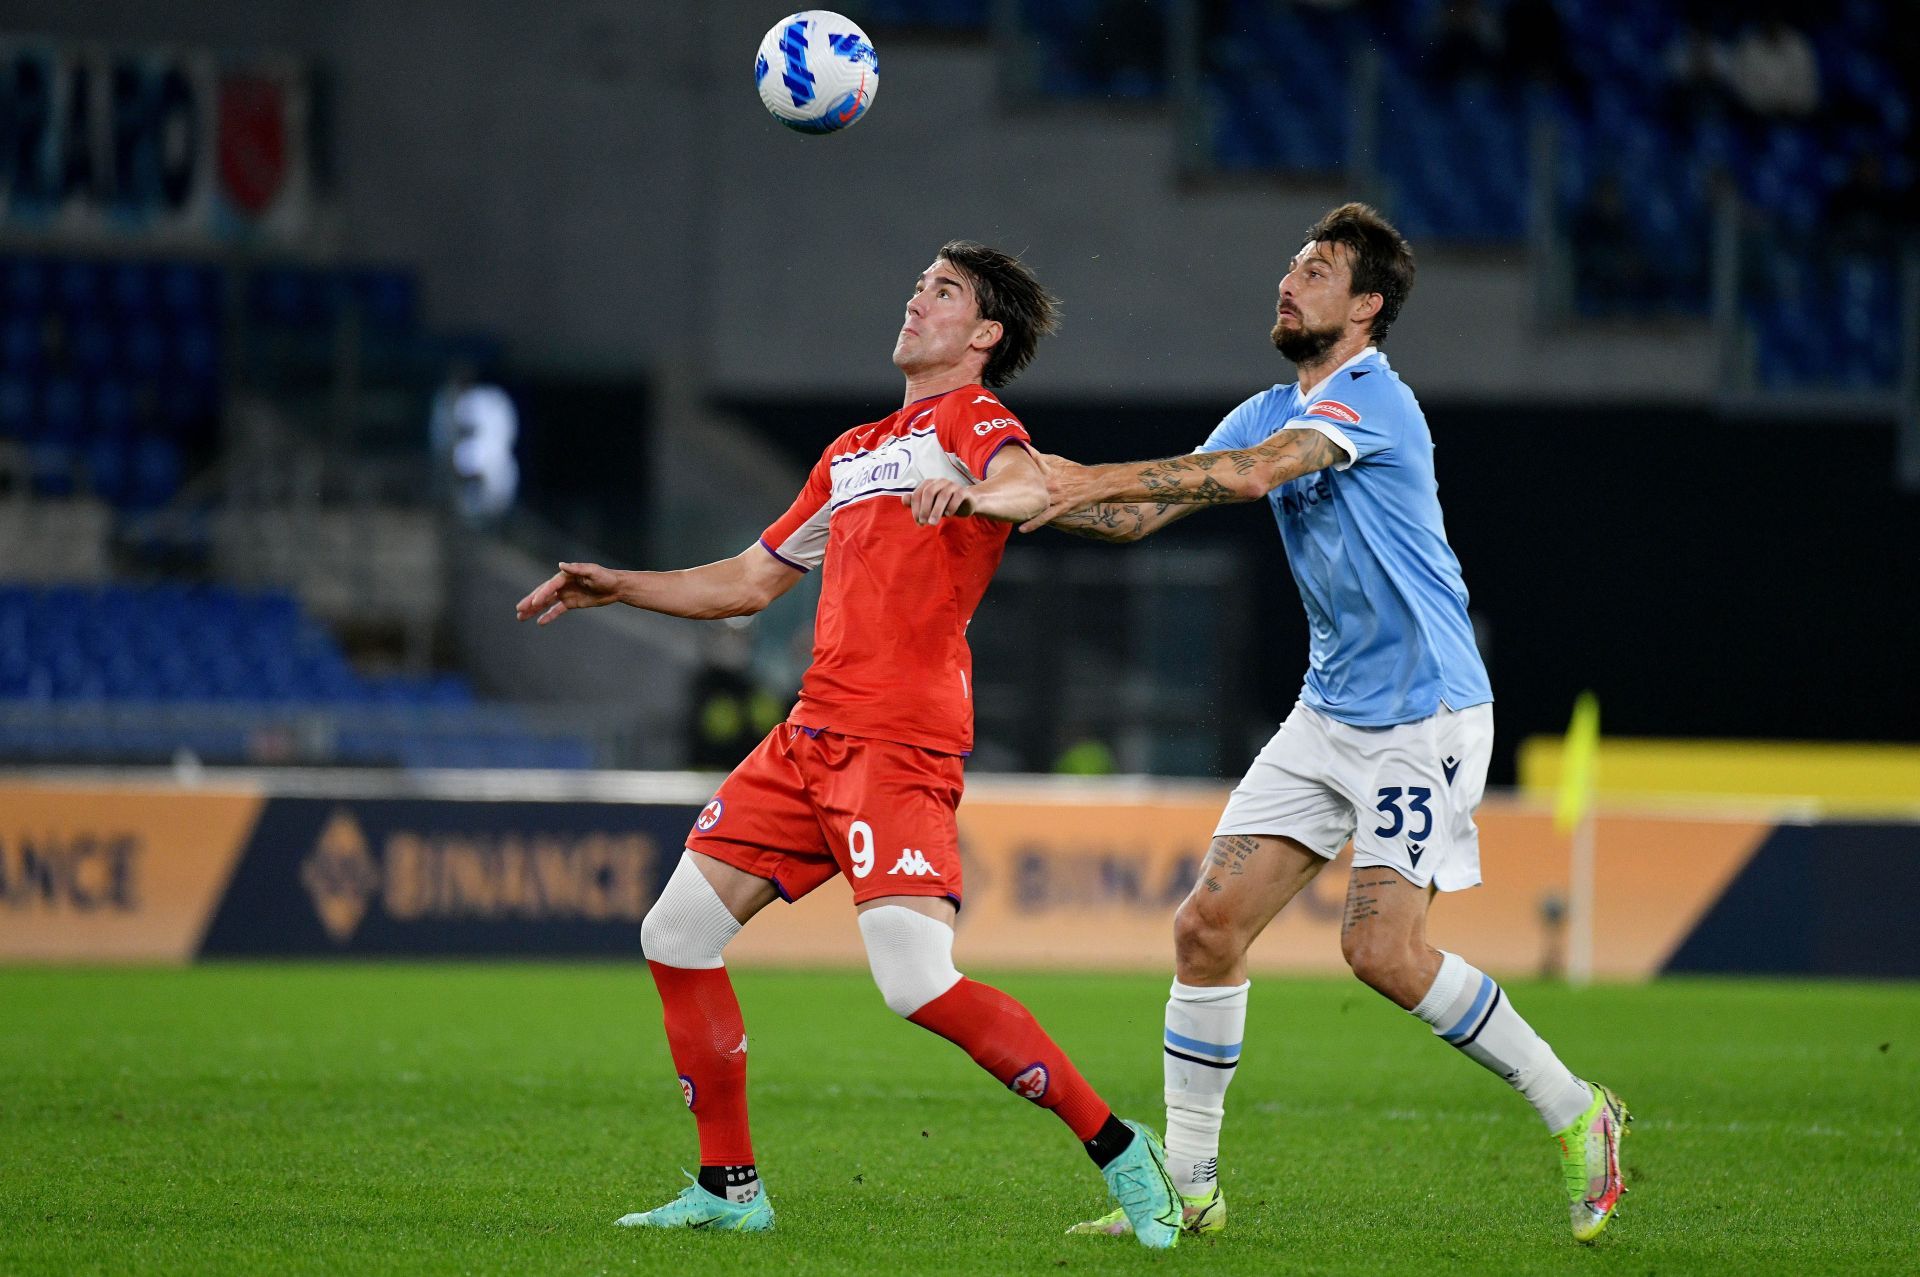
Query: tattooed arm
1045 501 1199 543
1019 429 1348 533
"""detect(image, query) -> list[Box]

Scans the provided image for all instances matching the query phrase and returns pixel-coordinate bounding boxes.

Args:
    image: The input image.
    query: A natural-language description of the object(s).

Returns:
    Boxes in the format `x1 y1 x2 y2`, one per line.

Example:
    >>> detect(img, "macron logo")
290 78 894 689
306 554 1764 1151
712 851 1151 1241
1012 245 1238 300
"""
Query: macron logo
1306 400 1362 425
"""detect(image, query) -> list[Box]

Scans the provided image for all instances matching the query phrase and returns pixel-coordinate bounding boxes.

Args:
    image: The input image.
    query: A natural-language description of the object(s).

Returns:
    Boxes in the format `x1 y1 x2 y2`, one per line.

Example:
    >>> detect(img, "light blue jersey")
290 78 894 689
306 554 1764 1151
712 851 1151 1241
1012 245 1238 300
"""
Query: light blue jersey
1201 346 1492 727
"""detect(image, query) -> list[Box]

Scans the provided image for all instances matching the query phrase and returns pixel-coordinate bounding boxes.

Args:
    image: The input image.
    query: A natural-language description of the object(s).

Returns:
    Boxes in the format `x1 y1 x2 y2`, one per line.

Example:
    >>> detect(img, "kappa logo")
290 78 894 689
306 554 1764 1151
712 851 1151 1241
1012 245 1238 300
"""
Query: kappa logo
695 799 725 832
679 1075 696 1108
1442 756 1461 785
888 848 936 876
971 416 1019 436
1305 399 1362 425
972 394 1000 405
1010 1063 1050 1102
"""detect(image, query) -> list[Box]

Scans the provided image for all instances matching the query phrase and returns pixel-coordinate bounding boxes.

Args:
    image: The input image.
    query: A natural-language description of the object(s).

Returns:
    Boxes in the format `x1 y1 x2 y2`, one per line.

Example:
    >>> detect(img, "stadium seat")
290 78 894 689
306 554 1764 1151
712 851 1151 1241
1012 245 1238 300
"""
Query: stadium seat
0 582 594 768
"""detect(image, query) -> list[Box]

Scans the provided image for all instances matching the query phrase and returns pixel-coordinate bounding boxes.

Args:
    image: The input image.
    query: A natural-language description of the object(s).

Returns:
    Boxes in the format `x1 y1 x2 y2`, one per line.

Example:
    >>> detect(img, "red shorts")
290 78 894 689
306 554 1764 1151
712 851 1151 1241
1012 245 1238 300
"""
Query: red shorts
685 724 966 906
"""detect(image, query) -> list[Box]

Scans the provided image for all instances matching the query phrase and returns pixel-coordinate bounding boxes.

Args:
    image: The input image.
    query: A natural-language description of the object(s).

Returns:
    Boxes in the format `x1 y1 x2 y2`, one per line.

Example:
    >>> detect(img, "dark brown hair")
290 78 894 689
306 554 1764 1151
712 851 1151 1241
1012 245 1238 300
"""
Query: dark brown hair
936 240 1061 387
1301 203 1416 343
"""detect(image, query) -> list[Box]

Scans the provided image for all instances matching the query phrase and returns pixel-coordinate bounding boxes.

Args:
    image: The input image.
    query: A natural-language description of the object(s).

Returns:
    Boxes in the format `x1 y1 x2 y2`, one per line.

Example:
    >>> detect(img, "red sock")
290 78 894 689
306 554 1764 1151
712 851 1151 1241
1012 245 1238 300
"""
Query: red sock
907 977 1113 1140
647 961 754 1166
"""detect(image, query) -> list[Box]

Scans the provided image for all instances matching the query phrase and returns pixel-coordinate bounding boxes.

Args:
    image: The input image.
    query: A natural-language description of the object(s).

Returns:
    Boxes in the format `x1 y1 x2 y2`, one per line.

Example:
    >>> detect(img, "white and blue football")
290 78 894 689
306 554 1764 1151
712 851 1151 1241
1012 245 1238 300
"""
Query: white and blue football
755 11 879 135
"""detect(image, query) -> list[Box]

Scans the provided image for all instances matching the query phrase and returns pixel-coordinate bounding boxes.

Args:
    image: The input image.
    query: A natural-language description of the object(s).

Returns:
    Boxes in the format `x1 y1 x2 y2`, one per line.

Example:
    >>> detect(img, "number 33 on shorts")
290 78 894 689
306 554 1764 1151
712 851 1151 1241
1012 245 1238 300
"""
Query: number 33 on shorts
1348 705 1492 891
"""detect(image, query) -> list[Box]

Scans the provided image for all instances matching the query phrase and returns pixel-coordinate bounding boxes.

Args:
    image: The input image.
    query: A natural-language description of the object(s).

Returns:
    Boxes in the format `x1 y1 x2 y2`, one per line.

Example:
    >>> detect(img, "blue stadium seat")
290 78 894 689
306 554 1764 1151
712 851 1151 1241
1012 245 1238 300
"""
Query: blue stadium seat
2 316 44 375
108 261 157 317
160 263 219 319
5 257 51 312
54 260 103 318
0 375 34 439
0 583 596 769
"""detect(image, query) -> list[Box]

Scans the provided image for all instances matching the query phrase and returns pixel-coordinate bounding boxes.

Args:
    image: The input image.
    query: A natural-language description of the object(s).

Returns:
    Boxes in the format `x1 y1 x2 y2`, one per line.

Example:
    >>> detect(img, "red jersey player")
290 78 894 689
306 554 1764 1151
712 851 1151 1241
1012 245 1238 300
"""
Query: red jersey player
514 241 1183 1247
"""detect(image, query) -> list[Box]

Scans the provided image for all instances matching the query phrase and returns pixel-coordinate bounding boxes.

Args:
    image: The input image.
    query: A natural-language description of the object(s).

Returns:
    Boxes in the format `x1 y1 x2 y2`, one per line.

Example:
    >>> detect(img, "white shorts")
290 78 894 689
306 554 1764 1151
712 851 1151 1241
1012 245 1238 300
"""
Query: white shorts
1214 700 1493 892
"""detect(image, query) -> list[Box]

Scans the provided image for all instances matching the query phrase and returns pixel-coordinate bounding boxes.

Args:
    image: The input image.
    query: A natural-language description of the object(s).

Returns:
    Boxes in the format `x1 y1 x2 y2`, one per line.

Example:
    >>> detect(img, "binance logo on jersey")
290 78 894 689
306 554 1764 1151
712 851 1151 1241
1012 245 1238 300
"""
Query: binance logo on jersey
1277 473 1334 518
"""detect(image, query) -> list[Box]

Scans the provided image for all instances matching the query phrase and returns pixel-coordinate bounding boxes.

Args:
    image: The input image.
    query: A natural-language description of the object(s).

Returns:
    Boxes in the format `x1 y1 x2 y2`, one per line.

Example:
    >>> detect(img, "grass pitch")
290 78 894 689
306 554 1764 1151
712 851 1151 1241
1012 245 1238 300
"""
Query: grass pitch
2 964 1914 1275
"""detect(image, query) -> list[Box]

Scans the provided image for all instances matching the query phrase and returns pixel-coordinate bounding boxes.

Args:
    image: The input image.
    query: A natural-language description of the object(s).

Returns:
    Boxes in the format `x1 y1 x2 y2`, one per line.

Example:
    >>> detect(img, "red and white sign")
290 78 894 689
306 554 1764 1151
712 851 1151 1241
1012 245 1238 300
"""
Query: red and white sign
1305 400 1362 425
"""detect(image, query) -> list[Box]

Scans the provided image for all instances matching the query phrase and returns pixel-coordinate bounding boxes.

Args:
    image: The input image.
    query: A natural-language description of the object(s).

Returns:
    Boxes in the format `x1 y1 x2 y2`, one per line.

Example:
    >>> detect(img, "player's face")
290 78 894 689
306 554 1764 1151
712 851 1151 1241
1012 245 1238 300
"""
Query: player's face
1272 240 1356 364
894 260 998 376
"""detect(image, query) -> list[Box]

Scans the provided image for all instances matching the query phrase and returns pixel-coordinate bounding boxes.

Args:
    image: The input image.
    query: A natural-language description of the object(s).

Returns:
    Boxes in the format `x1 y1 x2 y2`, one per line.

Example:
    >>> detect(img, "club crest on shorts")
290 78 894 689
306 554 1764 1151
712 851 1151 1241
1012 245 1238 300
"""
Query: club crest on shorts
679 1075 696 1108
1009 1062 1050 1102
695 799 724 832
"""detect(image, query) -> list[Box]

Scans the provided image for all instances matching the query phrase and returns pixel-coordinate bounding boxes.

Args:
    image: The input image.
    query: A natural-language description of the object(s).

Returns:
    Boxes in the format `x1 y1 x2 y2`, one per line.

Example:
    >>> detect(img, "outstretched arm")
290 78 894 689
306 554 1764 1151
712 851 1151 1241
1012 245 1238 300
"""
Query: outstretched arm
903 443 1048 526
515 544 804 625
1045 499 1198 543
1018 429 1346 533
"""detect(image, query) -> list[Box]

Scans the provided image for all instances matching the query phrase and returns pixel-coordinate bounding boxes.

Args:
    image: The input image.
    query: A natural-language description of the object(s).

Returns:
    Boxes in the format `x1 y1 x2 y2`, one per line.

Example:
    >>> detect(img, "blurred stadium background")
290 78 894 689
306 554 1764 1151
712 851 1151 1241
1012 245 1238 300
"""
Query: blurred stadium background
3 3 1917 1272
3 0 1915 967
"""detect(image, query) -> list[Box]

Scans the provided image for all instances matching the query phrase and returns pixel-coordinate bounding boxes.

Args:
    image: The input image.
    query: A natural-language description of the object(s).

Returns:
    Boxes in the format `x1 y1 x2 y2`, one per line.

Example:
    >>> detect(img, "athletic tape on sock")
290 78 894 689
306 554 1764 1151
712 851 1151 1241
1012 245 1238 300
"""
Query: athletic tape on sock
858 906 963 1018
640 853 743 969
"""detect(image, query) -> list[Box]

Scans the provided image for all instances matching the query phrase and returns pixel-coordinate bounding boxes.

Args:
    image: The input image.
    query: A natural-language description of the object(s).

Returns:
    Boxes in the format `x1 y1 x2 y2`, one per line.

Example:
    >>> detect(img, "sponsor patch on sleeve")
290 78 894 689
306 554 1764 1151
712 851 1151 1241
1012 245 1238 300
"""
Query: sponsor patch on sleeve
1304 399 1362 425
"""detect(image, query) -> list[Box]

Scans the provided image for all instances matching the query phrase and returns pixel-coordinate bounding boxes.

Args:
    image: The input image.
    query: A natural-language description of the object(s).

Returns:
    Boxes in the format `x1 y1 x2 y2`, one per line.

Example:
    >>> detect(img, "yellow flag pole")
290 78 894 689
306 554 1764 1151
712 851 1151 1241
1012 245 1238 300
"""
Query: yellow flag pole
1557 692 1601 987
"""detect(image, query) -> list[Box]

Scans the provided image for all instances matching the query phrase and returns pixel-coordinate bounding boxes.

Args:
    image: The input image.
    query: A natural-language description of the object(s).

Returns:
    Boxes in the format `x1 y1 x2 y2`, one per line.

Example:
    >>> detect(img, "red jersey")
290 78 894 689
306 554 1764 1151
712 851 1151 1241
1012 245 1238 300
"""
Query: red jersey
758 384 1031 755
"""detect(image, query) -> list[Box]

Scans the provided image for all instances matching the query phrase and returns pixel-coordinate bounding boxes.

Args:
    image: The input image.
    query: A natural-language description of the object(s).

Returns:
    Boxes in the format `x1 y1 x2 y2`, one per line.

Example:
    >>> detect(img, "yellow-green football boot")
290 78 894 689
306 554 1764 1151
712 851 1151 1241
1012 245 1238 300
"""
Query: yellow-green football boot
1068 1180 1224 1238
1553 1082 1631 1243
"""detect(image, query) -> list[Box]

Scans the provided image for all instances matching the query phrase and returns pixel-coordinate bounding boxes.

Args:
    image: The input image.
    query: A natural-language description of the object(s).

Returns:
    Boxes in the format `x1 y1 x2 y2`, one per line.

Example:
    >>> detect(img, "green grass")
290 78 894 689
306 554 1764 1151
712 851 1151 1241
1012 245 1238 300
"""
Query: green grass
1 965 1915 1275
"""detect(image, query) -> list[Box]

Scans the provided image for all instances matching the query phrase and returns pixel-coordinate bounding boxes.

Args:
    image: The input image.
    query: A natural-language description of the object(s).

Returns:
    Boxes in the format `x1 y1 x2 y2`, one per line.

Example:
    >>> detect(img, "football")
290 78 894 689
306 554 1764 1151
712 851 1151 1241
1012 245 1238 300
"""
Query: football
754 11 879 134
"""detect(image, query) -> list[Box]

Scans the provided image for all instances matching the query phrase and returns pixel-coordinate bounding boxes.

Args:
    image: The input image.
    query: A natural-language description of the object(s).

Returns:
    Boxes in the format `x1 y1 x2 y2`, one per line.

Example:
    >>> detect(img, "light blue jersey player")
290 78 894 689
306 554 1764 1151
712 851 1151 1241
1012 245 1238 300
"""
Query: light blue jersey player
1199 345 1491 729
1031 205 1631 1247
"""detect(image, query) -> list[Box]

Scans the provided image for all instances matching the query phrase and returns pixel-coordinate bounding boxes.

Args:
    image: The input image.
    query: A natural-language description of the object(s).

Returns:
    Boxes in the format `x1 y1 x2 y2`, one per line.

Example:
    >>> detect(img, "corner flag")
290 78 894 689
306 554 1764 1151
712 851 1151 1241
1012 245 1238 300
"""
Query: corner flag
1554 691 1600 835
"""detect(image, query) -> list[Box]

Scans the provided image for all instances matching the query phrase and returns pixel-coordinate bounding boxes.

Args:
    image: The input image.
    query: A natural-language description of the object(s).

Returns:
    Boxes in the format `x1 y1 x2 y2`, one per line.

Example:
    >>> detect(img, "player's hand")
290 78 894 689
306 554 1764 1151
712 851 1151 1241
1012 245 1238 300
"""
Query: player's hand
903 479 976 526
1018 454 1092 533
514 561 622 625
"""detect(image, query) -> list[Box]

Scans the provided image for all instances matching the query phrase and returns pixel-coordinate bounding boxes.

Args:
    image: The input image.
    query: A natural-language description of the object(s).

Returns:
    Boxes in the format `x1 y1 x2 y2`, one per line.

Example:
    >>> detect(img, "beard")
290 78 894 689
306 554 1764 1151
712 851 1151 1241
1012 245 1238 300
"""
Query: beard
1271 314 1342 365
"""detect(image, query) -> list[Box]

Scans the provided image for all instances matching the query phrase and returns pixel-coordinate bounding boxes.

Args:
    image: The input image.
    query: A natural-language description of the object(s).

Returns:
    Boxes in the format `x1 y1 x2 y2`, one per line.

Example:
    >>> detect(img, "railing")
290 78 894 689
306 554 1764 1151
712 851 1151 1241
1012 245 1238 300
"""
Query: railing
0 699 634 771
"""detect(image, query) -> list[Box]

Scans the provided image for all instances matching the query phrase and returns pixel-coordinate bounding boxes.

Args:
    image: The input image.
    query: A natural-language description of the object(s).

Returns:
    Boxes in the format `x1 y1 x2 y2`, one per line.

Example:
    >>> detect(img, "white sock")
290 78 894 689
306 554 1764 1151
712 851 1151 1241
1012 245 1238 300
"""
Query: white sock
1162 979 1248 1197
1412 952 1593 1132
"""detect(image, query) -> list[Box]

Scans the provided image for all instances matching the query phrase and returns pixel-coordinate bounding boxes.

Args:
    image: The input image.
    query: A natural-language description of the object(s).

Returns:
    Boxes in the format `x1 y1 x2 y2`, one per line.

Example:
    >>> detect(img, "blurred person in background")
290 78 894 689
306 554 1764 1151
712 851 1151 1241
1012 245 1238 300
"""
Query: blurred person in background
1005 203 1630 1246
1827 150 1916 256
684 624 786 771
1571 173 1659 313
1422 0 1504 86
1724 15 1819 122
516 241 1185 1247
1662 16 1735 126
1500 0 1582 99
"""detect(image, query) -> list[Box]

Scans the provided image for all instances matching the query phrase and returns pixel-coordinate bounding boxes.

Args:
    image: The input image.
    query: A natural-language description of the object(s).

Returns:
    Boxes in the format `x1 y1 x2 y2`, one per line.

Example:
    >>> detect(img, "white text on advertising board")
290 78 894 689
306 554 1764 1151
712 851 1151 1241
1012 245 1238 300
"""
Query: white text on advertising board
301 809 654 943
